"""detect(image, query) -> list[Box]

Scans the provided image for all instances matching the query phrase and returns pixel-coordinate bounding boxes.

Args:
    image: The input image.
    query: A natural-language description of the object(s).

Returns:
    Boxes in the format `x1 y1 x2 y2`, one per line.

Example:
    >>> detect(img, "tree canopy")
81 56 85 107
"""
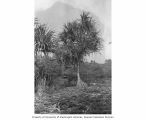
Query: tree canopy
34 21 55 56
59 12 102 65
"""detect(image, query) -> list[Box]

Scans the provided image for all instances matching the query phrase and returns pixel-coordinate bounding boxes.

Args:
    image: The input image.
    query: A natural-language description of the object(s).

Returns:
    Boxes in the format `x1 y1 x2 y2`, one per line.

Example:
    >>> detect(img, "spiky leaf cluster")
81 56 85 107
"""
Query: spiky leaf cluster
59 12 103 65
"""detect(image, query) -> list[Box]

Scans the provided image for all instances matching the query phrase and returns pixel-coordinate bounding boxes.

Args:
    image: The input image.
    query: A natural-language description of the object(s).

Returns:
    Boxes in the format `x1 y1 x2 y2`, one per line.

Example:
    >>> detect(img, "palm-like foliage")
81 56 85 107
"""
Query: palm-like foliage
59 12 103 88
34 21 55 56
34 19 56 93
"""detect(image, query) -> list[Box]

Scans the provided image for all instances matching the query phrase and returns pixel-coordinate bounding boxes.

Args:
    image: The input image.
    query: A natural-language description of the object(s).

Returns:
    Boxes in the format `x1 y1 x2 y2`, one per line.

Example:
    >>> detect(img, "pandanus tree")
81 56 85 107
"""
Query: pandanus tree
34 18 55 56
59 12 103 88
34 18 56 93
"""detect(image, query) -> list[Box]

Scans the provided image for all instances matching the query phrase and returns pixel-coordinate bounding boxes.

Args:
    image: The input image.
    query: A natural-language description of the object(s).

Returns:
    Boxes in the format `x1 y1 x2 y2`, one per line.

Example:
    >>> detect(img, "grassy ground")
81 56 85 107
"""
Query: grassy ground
35 79 111 114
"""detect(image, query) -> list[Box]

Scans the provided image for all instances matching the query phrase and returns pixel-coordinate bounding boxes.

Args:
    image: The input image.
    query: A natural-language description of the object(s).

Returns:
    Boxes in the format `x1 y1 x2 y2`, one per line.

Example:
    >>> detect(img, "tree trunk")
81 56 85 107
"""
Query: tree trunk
61 58 65 76
76 63 87 88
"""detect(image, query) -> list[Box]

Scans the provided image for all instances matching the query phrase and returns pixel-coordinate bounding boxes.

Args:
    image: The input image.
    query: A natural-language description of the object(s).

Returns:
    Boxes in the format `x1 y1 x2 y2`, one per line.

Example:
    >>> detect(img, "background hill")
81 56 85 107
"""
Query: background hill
35 2 102 33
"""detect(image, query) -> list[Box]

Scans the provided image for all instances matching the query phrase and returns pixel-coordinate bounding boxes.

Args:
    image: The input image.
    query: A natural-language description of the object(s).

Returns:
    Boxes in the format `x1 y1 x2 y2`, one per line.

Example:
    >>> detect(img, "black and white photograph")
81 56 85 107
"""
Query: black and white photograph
1 0 146 119
34 0 111 114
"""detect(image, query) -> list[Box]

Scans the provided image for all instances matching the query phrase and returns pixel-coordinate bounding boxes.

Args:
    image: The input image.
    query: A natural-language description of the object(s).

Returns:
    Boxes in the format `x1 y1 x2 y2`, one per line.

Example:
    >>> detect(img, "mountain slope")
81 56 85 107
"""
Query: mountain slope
35 2 102 33
35 2 82 32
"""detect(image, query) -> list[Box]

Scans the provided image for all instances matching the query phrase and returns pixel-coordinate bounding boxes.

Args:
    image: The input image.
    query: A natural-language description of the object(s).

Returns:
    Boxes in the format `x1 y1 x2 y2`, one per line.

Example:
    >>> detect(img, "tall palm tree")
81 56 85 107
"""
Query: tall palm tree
59 12 103 88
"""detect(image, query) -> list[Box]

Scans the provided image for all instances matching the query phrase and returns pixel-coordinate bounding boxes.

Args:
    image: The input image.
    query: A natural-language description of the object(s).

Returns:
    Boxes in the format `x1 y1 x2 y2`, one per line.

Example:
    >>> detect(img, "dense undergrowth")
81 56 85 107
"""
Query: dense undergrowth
35 79 111 114
35 56 111 92
35 56 111 114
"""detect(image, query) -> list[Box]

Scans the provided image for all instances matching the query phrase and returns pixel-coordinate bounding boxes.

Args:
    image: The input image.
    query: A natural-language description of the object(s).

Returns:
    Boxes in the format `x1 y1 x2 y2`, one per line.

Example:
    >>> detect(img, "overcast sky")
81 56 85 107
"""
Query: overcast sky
35 0 111 63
